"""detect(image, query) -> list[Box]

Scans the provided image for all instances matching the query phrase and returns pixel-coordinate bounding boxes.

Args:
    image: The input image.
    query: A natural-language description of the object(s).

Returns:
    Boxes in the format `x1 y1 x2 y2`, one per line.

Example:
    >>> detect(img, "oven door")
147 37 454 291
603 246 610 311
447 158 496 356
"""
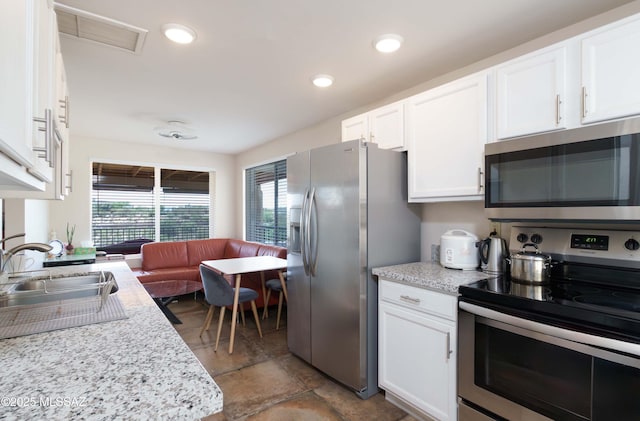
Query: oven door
458 302 640 421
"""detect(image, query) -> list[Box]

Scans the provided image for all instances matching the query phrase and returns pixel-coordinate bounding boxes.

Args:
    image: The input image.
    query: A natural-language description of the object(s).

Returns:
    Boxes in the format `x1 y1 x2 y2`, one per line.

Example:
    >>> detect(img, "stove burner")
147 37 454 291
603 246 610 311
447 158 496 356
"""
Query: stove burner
510 282 551 300
573 294 640 312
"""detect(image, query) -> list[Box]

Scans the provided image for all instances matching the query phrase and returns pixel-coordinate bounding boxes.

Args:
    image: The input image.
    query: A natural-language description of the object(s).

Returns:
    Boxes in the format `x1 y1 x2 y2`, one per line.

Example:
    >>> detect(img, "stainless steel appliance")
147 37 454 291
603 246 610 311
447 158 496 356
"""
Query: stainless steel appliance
458 226 640 420
484 116 640 222
478 234 508 274
287 139 421 399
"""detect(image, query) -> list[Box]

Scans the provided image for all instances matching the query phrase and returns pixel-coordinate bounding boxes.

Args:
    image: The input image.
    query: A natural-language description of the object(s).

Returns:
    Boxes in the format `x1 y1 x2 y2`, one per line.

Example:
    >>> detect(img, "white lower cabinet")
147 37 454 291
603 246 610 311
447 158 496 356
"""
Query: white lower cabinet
379 279 457 421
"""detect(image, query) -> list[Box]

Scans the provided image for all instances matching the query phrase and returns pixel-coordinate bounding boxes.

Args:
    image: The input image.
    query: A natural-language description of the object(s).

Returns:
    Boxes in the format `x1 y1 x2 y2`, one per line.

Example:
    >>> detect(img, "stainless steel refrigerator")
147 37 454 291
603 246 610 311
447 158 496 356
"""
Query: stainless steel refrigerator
287 139 421 399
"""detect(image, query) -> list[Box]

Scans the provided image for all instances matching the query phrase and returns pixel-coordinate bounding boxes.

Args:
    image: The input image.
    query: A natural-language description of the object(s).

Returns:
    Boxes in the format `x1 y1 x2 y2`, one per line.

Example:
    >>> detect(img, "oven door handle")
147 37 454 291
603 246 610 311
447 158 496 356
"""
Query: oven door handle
459 301 640 358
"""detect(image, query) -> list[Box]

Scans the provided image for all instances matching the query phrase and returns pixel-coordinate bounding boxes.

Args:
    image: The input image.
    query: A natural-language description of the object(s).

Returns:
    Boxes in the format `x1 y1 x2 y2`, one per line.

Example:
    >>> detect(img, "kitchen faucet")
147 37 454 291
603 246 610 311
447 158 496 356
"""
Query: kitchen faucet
0 233 52 279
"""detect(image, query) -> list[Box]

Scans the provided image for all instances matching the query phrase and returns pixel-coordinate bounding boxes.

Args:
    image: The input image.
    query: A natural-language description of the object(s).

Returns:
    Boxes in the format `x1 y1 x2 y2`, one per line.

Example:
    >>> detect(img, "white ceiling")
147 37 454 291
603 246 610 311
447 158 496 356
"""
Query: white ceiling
56 0 635 154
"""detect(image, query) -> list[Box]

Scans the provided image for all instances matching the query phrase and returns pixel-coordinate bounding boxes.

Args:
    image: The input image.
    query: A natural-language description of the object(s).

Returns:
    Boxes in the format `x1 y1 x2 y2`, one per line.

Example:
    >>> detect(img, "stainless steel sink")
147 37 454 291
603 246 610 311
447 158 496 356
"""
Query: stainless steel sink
0 271 118 307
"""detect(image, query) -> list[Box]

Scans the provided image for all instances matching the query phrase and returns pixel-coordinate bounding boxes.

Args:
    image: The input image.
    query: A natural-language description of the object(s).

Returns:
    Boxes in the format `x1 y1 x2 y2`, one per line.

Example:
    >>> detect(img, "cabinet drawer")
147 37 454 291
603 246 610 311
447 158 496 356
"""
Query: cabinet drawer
379 279 457 321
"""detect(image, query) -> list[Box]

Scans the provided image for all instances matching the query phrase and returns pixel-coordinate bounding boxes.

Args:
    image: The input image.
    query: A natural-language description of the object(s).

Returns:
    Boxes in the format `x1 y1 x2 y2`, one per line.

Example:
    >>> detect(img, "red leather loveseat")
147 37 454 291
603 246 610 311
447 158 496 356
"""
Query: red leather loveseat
132 238 286 308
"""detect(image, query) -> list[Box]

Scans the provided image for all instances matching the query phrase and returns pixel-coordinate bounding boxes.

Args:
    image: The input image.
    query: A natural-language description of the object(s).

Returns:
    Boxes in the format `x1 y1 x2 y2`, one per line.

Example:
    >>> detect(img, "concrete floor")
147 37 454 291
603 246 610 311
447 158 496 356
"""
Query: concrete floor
168 295 417 421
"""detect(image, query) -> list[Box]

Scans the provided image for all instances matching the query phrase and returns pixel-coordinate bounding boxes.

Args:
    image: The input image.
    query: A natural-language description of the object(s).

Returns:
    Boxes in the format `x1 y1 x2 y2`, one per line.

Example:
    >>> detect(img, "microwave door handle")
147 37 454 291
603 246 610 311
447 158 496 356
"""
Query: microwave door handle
459 301 640 358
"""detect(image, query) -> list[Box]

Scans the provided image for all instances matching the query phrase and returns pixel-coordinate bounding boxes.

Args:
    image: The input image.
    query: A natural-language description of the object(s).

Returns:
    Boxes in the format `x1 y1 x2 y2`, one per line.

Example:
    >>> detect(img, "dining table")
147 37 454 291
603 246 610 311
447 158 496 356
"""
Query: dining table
201 255 287 353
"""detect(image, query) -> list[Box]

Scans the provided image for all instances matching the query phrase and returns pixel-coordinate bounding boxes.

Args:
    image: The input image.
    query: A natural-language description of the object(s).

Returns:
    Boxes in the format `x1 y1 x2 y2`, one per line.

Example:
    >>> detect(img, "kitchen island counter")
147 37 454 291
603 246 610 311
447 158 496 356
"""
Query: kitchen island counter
373 261 492 295
0 261 222 420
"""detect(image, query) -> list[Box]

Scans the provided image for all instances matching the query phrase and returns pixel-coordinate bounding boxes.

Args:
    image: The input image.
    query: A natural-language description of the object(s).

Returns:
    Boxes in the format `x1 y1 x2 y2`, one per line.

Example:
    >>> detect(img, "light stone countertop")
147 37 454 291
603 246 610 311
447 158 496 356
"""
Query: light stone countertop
373 261 495 295
0 261 222 420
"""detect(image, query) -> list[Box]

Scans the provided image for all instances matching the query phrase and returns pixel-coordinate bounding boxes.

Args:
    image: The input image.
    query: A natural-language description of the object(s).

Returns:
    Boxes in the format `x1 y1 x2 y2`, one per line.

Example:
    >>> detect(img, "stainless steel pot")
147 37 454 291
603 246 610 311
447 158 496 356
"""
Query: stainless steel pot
507 243 552 284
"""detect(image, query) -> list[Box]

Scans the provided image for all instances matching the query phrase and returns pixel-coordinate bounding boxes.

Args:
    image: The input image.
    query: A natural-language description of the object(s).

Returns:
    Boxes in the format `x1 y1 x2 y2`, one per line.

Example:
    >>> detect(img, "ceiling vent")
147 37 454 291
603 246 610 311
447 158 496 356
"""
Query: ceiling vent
154 121 198 141
54 3 148 54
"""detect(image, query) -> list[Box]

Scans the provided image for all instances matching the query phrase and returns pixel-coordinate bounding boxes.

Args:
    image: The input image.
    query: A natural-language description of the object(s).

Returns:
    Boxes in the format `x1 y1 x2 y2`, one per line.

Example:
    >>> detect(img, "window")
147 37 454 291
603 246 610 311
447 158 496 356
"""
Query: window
92 163 210 248
245 159 287 246
159 168 209 241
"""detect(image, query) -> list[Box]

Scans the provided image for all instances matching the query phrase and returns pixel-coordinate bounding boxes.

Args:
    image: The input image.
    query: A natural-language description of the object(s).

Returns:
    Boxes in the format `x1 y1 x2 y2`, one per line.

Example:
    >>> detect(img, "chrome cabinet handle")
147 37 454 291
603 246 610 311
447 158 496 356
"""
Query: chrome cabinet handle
33 109 53 166
370 132 375 142
555 94 562 125
477 167 484 193
581 86 588 118
66 169 73 193
58 95 70 128
399 295 420 304
446 331 452 360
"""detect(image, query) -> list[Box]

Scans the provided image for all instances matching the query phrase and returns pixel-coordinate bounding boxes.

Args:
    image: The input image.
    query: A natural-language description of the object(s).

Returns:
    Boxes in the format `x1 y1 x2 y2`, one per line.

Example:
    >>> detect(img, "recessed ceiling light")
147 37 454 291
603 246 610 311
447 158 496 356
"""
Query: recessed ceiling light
312 74 334 88
162 23 197 44
373 34 403 53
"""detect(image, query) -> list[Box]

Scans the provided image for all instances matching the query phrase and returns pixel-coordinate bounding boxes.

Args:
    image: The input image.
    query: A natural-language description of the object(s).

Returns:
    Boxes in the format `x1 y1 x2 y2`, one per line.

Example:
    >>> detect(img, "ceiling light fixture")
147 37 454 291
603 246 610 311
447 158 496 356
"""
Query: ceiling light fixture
312 74 334 88
154 121 198 140
373 34 404 53
162 23 197 44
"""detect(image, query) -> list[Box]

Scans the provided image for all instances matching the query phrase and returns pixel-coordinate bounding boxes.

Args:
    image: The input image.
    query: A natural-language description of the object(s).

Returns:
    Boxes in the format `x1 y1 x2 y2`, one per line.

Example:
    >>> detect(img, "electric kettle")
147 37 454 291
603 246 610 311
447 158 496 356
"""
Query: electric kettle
479 233 508 274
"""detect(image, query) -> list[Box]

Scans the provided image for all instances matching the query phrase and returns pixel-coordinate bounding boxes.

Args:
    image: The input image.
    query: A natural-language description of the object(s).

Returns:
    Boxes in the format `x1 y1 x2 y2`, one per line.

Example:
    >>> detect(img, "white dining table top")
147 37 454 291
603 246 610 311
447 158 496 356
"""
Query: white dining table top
201 255 287 275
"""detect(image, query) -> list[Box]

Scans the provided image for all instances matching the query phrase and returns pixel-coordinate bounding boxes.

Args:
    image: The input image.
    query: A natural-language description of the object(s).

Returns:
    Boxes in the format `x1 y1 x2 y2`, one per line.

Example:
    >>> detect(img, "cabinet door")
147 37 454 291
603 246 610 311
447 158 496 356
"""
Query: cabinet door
379 300 457 421
496 45 567 139
341 113 368 142
581 14 640 124
29 0 56 183
407 72 487 202
0 0 36 168
369 100 405 150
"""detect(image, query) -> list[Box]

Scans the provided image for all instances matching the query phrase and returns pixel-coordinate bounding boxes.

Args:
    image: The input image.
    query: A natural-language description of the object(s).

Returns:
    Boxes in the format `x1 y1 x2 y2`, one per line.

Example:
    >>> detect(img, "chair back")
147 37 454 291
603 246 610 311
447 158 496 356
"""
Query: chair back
199 264 234 307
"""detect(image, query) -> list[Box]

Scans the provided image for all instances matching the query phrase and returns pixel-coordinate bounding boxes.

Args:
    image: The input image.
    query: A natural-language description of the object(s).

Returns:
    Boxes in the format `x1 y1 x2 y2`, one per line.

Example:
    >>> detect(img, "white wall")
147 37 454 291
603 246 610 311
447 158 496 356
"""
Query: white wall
3 198 49 271
48 136 237 247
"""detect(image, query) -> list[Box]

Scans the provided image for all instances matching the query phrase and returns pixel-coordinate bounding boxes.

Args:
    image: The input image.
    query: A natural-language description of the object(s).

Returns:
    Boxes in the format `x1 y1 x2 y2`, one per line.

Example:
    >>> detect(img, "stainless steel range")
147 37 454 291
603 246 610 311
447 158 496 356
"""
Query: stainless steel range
458 226 640 421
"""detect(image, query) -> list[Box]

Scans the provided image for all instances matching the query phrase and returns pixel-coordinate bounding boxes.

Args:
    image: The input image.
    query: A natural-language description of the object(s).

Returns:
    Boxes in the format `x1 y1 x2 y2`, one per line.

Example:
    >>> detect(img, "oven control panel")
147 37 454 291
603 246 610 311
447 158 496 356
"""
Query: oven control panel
510 226 640 262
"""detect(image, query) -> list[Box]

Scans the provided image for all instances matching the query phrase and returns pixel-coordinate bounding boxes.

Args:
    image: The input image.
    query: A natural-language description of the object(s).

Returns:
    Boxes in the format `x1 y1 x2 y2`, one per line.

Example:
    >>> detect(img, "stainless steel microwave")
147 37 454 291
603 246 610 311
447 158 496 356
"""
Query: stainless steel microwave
484 116 640 222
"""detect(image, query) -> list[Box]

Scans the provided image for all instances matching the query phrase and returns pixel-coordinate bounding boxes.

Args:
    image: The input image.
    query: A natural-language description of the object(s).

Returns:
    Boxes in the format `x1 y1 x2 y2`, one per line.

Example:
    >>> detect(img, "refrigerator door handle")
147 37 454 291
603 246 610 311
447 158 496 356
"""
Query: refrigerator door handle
309 187 318 277
301 188 310 276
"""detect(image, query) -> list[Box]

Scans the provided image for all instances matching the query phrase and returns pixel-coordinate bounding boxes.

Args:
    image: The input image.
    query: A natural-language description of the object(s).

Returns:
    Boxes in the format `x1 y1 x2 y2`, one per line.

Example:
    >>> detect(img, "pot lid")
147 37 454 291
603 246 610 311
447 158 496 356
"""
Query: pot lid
511 243 552 261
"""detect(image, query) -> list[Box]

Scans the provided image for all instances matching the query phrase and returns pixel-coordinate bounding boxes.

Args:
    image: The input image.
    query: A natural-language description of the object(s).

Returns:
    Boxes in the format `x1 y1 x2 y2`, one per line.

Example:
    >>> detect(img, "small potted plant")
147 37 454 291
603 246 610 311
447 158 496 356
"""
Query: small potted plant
66 222 76 254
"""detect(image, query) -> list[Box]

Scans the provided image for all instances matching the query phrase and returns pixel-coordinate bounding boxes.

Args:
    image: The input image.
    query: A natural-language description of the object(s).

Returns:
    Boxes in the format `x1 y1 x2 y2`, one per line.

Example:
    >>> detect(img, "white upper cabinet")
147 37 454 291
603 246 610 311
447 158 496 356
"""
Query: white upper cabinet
0 0 58 190
29 0 57 183
341 113 368 142
0 1 37 178
368 100 405 150
496 44 568 139
581 14 640 124
0 0 70 195
341 100 406 150
407 72 488 202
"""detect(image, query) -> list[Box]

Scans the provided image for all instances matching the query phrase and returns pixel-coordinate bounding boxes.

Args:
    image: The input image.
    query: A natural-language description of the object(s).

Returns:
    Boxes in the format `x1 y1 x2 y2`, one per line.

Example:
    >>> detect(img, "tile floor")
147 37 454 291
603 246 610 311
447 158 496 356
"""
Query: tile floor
168 295 417 421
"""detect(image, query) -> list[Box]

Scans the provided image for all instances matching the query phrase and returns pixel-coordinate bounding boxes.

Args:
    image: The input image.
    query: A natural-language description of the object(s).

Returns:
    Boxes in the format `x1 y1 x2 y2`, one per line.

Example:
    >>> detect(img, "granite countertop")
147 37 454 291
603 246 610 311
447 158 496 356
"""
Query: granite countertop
373 261 495 294
0 261 222 420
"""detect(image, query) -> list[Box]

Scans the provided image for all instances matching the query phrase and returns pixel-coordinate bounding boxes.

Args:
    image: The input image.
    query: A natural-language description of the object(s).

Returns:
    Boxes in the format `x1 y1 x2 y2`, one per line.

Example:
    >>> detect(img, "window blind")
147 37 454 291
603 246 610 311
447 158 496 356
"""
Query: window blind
160 169 209 241
245 159 287 246
92 163 155 247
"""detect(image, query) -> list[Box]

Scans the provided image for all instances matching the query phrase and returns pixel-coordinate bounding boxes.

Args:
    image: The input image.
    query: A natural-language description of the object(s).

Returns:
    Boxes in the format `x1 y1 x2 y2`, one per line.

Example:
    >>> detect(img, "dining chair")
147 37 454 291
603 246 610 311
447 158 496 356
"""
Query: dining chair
262 275 287 330
199 264 262 351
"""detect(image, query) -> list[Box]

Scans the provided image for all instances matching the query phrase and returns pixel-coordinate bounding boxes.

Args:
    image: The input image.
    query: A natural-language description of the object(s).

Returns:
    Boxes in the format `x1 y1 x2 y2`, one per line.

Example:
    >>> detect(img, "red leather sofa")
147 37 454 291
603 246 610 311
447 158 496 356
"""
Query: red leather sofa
132 238 286 308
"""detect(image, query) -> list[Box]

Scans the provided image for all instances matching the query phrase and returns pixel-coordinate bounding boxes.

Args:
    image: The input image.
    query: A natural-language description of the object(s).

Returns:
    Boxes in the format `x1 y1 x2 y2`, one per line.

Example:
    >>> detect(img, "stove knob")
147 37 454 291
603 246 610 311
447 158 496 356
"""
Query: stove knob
516 233 528 243
624 238 640 251
531 234 543 245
